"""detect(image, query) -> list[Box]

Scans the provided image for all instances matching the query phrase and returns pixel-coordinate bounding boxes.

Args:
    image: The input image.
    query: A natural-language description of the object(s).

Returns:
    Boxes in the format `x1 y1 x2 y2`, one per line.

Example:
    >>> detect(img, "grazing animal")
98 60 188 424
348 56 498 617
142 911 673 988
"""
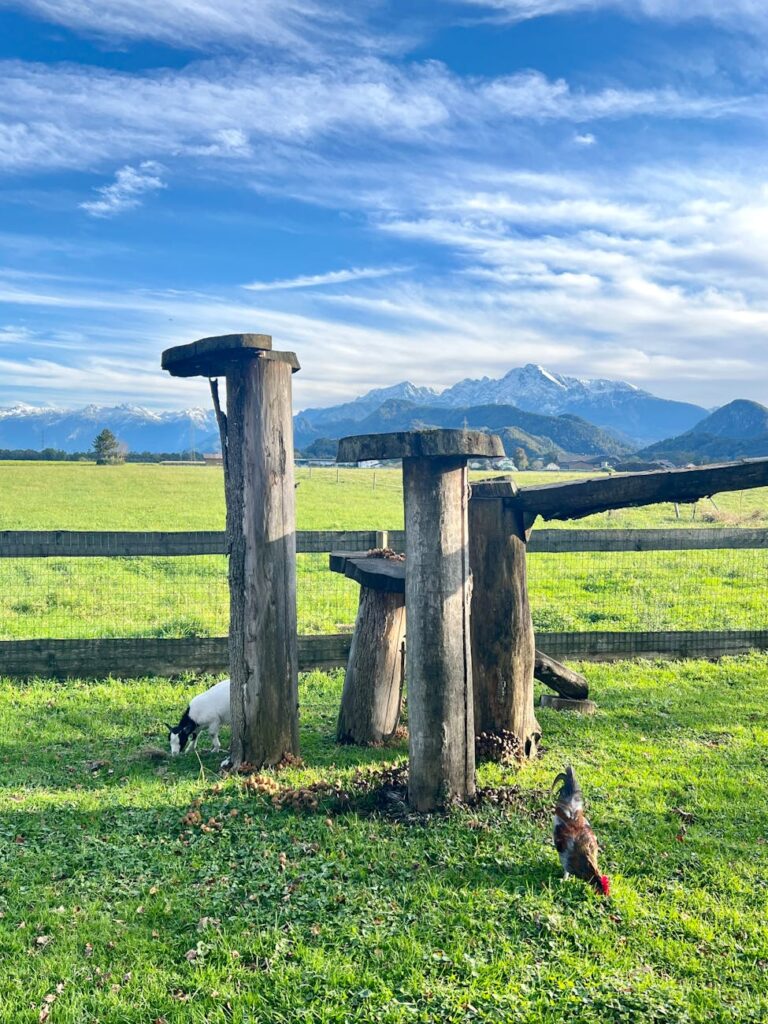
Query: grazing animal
166 678 230 756
552 766 610 896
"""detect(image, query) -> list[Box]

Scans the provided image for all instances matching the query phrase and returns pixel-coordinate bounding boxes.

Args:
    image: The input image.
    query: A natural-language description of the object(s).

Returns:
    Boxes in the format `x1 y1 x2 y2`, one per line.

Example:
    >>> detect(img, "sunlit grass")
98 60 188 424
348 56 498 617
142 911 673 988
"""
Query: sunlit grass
1 657 767 1022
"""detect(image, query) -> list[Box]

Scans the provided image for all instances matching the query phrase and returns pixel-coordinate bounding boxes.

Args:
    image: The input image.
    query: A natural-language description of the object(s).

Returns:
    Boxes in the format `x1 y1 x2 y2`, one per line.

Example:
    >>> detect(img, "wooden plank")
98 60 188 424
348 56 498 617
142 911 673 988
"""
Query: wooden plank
2 525 765 562
0 530 407 558
0 634 352 679
0 530 227 558
338 429 504 463
536 630 768 661
528 528 768 553
329 552 406 593
516 458 768 522
1 629 766 678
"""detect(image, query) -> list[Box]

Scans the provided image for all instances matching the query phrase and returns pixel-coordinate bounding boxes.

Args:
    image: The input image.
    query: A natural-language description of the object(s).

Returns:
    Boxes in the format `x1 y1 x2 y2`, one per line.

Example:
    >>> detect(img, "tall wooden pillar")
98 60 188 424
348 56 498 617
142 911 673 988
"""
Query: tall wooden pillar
337 429 503 811
469 478 540 757
162 333 300 768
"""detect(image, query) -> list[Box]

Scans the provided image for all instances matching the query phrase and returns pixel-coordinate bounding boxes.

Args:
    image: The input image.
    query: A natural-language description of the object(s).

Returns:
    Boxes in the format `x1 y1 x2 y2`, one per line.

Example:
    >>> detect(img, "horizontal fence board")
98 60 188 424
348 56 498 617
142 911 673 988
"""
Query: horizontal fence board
0 530 227 558
0 634 353 679
528 528 768 553
0 530 408 558
1 631 766 679
537 630 768 661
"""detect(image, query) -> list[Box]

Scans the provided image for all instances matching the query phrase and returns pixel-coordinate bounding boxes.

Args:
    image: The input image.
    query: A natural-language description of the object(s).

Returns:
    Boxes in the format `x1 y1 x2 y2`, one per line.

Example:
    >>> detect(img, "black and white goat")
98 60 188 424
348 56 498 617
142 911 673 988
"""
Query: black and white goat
166 678 230 756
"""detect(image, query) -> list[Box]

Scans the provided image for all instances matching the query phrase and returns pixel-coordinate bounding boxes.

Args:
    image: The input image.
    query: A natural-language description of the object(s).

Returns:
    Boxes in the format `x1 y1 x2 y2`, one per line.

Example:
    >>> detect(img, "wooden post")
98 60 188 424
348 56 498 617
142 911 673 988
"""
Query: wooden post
330 551 407 745
337 587 405 744
337 430 504 811
162 333 301 769
469 479 540 757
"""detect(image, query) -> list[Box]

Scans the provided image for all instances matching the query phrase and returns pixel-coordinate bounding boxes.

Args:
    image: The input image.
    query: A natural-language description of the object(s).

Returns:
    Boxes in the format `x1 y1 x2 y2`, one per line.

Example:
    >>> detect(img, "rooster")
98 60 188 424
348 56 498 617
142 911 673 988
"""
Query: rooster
552 766 610 896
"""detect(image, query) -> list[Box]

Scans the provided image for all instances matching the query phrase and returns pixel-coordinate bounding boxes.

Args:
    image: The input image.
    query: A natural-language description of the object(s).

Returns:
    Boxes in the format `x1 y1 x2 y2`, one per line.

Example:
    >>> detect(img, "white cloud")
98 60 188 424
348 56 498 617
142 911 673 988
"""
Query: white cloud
79 161 166 217
243 267 407 291
0 0 375 53
461 0 768 33
574 132 596 145
0 58 758 176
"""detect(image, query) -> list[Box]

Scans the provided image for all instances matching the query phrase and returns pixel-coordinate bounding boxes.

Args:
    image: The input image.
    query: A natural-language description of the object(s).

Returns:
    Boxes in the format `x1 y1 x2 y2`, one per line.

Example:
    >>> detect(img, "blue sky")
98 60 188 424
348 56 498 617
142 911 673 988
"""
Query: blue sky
1 0 767 412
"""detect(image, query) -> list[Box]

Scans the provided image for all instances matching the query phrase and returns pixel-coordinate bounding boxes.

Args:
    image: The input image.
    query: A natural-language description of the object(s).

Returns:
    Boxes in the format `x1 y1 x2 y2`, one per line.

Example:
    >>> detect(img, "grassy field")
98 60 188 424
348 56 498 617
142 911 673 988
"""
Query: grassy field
1 462 767 640
1 657 767 1022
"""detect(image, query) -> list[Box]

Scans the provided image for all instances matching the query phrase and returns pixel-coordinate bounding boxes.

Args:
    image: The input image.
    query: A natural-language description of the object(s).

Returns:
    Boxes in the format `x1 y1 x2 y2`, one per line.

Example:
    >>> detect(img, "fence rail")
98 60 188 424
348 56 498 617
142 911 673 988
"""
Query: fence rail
1 527 767 678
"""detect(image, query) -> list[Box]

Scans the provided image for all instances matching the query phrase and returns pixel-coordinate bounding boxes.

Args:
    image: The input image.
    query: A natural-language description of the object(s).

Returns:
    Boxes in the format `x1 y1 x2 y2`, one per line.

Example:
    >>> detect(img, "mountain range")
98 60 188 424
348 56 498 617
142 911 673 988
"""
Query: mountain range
0 403 220 454
638 400 768 463
295 364 706 449
2 365 760 464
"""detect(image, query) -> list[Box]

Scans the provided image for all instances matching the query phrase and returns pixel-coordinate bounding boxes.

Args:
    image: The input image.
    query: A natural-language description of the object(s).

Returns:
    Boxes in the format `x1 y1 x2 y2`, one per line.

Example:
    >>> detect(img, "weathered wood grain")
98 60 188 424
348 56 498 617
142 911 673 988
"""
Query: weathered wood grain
2 527 765 559
533 650 588 699
528 528 768 552
516 459 768 522
535 630 768 660
403 456 476 810
0 634 354 679
225 355 299 769
329 551 406 592
0 530 227 558
469 480 540 756
336 587 405 745
163 333 298 378
338 429 504 463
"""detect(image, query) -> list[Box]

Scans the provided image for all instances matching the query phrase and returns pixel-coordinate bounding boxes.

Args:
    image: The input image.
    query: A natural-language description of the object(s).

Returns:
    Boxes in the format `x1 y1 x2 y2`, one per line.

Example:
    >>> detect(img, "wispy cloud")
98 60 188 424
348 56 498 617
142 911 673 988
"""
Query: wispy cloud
0 59 759 176
2 0 380 54
243 266 407 291
460 0 768 33
79 161 166 217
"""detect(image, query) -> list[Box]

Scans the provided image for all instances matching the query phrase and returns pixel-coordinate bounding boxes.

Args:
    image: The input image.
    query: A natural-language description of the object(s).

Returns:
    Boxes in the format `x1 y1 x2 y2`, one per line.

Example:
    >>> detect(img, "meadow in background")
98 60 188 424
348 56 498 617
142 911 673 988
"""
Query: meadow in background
1 462 766 641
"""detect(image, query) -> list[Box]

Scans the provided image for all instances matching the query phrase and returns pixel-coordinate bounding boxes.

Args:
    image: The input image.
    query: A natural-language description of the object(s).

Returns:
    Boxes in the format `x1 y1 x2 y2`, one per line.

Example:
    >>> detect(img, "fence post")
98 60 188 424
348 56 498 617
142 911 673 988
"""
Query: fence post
162 334 301 769
337 429 504 812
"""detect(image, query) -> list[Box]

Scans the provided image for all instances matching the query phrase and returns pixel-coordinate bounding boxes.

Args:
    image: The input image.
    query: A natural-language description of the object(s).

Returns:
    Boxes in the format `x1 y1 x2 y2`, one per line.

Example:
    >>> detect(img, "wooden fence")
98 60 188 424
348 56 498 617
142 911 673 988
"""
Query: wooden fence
1 528 766 678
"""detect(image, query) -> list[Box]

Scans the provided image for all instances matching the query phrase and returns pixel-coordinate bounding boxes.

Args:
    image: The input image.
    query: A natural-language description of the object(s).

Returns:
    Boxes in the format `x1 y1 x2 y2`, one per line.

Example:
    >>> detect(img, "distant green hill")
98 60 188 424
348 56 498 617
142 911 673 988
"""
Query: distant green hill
639 399 768 464
309 399 633 460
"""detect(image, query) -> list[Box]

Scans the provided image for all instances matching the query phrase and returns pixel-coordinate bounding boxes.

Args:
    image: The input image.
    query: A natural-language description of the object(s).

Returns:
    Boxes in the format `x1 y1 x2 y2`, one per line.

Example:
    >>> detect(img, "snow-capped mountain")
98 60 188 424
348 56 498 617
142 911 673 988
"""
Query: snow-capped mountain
0 403 220 453
296 364 707 447
296 381 439 433
2 364 710 454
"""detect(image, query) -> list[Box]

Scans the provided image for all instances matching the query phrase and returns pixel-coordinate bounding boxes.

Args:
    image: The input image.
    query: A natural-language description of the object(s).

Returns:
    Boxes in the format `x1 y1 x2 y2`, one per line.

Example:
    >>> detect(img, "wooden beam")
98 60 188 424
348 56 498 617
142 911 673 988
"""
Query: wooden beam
516 458 768 522
0 530 227 558
535 630 768 660
0 634 353 679
527 528 768 553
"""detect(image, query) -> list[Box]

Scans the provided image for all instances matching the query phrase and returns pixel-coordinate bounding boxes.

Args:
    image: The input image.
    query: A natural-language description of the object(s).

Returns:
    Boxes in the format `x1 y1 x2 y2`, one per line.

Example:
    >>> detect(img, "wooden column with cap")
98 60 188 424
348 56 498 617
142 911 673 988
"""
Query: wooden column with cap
329 551 406 745
162 333 300 768
336 429 504 811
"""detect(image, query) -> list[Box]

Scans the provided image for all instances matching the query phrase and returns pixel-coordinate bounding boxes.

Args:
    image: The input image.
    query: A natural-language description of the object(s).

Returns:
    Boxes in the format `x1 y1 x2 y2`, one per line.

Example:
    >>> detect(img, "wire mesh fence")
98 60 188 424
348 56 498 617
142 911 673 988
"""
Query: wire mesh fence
0 529 767 645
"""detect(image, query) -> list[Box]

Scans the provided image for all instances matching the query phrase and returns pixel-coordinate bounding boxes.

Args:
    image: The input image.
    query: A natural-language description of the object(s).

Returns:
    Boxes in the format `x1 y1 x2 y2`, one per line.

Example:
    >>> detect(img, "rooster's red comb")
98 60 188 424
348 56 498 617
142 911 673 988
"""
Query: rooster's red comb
599 875 611 896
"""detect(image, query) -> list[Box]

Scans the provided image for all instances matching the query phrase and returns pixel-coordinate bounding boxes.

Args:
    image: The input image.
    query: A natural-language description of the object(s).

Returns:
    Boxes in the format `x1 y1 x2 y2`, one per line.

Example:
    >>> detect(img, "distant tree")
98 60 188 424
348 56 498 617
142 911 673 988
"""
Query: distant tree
514 447 529 471
92 428 124 465
543 448 560 467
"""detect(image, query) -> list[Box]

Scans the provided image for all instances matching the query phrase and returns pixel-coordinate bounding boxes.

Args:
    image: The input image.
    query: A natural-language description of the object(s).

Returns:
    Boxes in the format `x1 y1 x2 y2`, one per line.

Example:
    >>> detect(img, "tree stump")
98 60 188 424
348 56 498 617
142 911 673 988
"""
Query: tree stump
162 334 301 769
330 551 406 745
469 478 541 757
337 430 504 811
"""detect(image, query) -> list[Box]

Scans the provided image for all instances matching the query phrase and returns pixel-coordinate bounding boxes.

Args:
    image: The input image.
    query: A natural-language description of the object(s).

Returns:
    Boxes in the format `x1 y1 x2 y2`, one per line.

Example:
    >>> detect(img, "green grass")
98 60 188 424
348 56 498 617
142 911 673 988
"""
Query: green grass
1 463 767 640
1 657 767 1022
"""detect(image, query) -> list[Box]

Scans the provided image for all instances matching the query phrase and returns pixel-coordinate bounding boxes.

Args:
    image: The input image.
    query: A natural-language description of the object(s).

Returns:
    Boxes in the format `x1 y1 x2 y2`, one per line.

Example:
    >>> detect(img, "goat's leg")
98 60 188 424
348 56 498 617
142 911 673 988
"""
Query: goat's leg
209 726 221 752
